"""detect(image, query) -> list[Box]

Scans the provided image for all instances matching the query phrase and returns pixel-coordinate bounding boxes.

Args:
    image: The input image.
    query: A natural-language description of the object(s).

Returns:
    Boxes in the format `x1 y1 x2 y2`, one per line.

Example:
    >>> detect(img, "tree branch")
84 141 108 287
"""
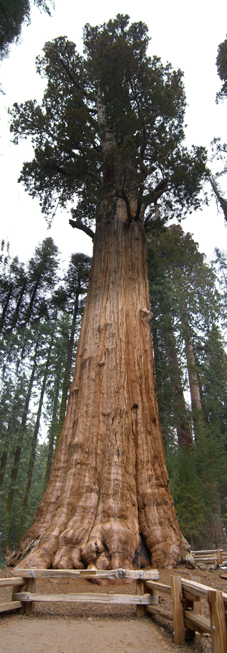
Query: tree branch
117 189 132 225
69 219 95 239
59 58 98 130
209 174 227 222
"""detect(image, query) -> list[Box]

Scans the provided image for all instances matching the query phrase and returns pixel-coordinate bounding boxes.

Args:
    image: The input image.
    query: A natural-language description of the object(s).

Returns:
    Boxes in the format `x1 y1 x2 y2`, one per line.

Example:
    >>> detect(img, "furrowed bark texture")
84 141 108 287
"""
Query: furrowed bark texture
13 202 188 570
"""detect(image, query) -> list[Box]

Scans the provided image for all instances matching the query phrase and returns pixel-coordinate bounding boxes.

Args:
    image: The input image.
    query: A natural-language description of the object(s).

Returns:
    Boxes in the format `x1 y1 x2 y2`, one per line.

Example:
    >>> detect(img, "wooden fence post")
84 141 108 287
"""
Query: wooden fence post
191 575 203 643
136 579 144 617
11 581 25 615
171 576 185 645
147 584 158 605
24 577 36 616
208 589 227 653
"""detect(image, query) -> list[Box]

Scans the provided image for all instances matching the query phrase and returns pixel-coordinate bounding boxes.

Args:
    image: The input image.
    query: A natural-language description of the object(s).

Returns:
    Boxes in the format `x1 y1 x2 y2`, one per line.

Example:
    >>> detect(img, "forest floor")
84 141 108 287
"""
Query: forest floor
0 564 227 652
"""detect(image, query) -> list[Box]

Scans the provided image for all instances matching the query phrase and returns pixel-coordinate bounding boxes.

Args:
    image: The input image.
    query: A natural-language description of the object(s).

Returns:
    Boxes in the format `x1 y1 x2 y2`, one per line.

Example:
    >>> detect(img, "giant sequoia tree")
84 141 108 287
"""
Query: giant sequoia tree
0 0 53 61
9 16 207 569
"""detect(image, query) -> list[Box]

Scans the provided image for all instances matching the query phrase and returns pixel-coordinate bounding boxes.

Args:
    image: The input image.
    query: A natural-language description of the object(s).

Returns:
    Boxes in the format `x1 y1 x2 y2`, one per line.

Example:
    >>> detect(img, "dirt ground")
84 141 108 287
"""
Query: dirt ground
0 564 227 653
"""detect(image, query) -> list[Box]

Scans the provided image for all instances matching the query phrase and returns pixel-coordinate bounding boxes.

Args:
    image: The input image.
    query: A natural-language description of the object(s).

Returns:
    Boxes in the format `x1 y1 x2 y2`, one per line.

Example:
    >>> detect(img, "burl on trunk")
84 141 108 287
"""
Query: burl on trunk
13 201 188 569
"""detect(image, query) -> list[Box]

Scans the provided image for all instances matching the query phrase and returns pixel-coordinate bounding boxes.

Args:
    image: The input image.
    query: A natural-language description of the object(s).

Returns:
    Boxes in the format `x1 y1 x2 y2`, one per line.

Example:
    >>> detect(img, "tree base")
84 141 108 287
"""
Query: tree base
8 525 189 571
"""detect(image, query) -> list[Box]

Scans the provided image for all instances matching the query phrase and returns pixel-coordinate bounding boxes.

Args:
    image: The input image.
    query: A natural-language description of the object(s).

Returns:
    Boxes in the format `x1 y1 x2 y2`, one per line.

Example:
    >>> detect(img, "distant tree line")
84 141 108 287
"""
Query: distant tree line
148 224 227 549
0 237 90 564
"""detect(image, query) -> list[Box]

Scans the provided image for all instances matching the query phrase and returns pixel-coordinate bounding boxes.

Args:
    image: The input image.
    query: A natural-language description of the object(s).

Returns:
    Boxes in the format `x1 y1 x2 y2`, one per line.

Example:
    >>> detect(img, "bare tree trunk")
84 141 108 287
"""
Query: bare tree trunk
18 333 53 542
13 203 189 570
183 312 203 438
0 417 12 490
165 328 192 449
0 283 13 332
11 280 26 328
43 368 61 491
5 343 39 543
54 293 79 450
0 448 8 489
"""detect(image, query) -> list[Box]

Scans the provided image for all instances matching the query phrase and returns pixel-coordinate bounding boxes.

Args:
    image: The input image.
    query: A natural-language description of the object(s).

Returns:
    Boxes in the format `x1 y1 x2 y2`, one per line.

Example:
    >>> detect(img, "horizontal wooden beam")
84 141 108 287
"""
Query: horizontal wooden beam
184 610 211 634
192 549 223 554
145 580 171 595
182 578 227 608
181 578 216 600
0 601 23 613
193 557 218 562
146 605 172 621
14 591 158 605
183 589 201 602
0 577 25 587
12 568 159 581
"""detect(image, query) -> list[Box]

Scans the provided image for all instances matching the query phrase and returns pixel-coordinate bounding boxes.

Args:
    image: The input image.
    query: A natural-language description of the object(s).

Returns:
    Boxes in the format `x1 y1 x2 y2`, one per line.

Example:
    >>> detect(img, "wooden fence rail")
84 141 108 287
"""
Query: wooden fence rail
0 567 227 652
144 575 227 653
191 548 227 565
0 568 159 618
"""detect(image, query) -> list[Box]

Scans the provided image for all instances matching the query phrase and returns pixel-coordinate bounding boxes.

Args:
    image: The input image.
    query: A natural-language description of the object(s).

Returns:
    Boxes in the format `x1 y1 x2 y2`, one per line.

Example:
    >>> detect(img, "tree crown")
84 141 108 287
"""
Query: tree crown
10 15 208 233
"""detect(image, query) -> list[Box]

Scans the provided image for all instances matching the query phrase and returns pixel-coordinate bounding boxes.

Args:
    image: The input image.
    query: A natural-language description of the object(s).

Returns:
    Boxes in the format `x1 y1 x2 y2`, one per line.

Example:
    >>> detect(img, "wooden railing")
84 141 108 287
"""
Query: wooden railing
145 575 227 653
0 568 227 652
191 548 227 565
0 568 159 618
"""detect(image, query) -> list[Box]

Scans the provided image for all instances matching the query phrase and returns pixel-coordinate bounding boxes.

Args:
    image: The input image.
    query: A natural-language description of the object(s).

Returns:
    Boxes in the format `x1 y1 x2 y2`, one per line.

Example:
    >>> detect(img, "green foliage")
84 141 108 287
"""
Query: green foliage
167 447 207 547
148 225 227 546
207 37 227 223
216 36 227 102
10 15 207 227
0 0 53 61
0 239 91 558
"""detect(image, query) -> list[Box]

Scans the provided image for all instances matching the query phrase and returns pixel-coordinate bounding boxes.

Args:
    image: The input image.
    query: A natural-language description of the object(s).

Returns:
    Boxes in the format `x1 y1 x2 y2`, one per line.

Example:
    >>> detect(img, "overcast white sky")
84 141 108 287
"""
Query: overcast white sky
0 0 227 266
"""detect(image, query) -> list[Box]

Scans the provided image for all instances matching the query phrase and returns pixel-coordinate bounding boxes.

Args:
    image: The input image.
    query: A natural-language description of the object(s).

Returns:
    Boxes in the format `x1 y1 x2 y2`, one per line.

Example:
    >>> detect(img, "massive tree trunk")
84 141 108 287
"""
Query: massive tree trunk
12 201 189 570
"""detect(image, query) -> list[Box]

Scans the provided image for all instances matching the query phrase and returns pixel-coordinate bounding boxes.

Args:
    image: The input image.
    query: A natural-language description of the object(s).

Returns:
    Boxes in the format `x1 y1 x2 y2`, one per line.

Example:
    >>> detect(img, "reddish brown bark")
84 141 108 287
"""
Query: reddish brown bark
12 200 189 570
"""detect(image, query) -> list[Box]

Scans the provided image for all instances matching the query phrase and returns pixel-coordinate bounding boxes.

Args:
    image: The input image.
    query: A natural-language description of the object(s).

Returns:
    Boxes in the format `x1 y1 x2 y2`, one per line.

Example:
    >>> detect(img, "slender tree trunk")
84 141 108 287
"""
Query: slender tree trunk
11 280 26 328
54 293 79 450
43 368 61 491
0 417 12 489
0 449 8 489
23 276 40 325
165 327 192 449
13 202 189 570
5 346 38 542
0 284 12 331
183 312 203 437
18 335 53 542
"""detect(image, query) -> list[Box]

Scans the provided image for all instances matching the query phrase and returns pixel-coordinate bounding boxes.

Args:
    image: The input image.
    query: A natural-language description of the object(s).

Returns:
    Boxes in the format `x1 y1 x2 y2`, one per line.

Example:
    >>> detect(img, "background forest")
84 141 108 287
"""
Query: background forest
0 225 227 566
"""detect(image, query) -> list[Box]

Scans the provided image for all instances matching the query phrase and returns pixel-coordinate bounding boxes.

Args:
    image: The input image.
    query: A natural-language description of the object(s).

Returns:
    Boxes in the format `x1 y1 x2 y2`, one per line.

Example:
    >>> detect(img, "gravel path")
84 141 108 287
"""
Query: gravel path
0 617 173 653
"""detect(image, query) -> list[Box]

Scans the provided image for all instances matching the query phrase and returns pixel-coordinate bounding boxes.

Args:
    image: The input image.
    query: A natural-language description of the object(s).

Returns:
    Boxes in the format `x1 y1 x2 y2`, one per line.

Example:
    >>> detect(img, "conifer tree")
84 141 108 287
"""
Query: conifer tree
9 16 208 570
0 0 53 61
148 226 226 546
